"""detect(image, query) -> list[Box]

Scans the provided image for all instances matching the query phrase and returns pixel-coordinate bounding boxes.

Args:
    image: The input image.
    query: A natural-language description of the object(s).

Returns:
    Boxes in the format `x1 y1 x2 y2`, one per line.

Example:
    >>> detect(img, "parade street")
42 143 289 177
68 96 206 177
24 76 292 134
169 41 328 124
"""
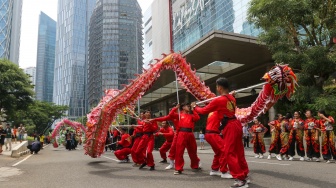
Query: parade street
0 144 335 188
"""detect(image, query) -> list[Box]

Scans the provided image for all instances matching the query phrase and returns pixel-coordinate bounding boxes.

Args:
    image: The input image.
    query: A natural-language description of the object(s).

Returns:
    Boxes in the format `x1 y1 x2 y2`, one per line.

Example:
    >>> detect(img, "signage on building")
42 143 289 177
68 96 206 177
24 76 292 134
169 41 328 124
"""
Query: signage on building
173 0 212 32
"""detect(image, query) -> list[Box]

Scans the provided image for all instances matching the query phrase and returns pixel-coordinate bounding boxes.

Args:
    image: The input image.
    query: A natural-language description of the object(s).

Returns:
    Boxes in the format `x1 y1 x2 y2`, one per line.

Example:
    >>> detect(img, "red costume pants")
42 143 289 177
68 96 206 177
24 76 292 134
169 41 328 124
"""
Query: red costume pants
205 133 228 172
160 141 172 160
135 134 155 167
131 137 142 164
168 132 178 160
175 131 200 171
115 148 131 160
222 120 249 180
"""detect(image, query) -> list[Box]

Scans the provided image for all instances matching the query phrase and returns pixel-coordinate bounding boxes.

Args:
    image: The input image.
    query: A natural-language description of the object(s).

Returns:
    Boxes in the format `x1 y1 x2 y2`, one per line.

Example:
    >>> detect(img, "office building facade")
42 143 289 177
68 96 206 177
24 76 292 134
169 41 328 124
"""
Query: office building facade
0 0 22 64
35 12 56 102
24 67 36 87
54 0 96 119
87 0 142 108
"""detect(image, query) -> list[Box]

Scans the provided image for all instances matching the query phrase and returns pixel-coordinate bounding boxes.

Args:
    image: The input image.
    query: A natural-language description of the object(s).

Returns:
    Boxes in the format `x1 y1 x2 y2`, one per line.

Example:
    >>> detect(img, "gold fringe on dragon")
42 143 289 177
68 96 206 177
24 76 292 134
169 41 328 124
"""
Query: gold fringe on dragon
84 53 297 158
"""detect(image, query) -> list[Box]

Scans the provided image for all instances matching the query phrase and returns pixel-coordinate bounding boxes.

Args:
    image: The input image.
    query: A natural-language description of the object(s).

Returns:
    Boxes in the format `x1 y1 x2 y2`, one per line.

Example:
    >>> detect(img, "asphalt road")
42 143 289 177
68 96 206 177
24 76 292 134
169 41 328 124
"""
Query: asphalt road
1 144 336 188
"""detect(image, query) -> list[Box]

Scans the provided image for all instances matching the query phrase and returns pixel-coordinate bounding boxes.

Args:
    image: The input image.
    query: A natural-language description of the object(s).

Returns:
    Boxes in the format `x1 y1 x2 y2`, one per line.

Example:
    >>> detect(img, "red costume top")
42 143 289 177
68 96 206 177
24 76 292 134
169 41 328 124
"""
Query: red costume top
155 127 174 142
290 118 304 130
113 129 119 138
318 116 334 131
280 119 290 133
268 120 281 132
118 133 131 147
250 124 268 133
304 118 319 130
154 107 180 131
132 120 144 136
178 110 200 130
195 94 236 132
142 121 158 133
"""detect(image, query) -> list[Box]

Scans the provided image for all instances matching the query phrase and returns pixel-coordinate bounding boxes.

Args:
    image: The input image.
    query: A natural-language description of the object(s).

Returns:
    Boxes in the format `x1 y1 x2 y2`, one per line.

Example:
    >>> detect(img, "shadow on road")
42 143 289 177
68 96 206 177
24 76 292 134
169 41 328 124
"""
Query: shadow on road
253 169 336 187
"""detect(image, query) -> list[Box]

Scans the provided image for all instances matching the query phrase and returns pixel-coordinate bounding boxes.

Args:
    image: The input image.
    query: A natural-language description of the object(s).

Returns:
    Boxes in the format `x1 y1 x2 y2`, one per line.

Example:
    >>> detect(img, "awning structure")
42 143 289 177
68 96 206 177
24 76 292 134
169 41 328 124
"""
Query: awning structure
140 61 244 105
139 31 273 107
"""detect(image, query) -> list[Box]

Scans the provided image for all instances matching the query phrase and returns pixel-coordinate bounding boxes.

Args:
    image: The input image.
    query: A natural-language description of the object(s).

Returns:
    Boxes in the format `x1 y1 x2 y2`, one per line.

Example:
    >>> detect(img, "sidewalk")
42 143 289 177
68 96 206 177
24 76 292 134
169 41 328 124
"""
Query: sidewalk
1 142 24 156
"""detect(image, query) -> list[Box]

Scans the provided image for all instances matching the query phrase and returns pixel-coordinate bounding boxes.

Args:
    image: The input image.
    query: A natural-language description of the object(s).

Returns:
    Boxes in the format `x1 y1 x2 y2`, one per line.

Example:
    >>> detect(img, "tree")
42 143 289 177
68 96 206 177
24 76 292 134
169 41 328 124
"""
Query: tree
9 101 68 135
248 0 336 114
0 59 35 117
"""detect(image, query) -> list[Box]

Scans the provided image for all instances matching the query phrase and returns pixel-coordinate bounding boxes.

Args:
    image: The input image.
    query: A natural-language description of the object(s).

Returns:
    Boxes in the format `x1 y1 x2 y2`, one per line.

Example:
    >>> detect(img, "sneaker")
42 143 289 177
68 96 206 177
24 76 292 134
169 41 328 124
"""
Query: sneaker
245 176 251 184
149 166 155 171
221 172 233 179
174 170 182 175
159 159 167 163
307 158 312 161
276 155 282 161
139 162 147 169
289 156 294 161
315 158 320 162
259 154 264 159
165 164 174 170
267 155 271 160
299 157 305 161
198 161 202 168
326 160 331 164
118 159 128 163
210 170 221 176
254 155 259 158
283 157 288 161
231 179 249 188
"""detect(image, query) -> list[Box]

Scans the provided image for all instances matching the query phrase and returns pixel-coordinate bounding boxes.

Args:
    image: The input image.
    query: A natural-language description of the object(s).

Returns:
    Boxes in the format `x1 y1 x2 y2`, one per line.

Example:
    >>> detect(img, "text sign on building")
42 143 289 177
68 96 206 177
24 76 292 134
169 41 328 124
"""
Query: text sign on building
173 0 211 32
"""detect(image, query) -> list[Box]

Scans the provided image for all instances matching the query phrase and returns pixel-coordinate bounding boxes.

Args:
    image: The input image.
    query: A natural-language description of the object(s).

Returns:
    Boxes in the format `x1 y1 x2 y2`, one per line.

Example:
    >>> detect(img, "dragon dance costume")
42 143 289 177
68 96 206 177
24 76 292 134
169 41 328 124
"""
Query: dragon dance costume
268 120 282 155
288 118 305 159
250 123 268 156
279 119 290 156
318 116 335 161
304 118 320 159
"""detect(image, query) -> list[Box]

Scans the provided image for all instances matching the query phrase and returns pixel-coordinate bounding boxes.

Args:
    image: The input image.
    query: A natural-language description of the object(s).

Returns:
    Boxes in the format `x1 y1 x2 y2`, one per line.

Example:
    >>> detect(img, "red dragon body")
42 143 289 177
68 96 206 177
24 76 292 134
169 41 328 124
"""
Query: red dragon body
84 53 297 158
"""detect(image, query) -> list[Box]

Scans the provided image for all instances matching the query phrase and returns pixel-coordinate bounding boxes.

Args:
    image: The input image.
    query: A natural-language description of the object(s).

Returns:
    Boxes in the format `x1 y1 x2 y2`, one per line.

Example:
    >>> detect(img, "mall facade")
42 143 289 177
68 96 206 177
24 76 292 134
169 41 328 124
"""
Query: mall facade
142 0 275 126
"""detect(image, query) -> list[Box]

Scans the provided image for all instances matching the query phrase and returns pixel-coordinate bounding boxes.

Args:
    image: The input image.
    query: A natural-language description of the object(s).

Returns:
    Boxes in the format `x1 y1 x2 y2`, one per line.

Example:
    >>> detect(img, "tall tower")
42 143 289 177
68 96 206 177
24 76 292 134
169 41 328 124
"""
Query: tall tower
0 0 22 64
87 0 143 108
54 0 96 119
35 12 56 102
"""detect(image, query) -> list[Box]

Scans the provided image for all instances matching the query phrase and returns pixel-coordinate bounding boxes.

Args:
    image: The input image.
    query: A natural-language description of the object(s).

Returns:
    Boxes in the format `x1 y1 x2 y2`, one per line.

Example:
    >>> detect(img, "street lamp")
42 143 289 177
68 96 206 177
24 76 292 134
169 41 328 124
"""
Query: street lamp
121 13 141 115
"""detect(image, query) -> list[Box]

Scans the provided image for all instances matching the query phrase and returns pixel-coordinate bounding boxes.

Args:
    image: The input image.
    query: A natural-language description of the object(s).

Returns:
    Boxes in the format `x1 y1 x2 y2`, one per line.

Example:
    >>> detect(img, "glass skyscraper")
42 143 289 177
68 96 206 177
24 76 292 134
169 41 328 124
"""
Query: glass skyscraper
87 0 143 108
35 12 56 102
0 0 22 65
172 0 260 52
54 0 96 119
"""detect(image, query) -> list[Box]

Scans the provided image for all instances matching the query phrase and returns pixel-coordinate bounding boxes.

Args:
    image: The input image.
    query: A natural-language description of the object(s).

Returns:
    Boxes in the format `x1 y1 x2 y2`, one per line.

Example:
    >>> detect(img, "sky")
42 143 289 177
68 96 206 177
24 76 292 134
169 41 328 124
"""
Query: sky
19 0 154 69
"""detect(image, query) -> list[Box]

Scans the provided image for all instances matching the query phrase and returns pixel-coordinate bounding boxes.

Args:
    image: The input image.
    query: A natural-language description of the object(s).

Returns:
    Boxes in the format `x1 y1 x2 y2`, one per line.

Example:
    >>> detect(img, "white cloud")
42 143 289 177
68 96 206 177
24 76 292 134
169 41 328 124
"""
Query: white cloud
19 0 153 69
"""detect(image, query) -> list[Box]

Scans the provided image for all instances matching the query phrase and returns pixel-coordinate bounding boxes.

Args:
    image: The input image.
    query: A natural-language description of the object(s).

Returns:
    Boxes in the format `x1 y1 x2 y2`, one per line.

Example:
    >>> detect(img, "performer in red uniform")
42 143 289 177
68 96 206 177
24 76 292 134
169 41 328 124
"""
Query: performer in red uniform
267 114 282 160
151 104 180 170
114 128 131 162
173 103 200 175
154 121 174 163
304 110 321 162
250 118 268 159
136 110 158 171
288 111 305 161
192 77 249 188
194 93 231 178
131 112 144 167
317 110 335 163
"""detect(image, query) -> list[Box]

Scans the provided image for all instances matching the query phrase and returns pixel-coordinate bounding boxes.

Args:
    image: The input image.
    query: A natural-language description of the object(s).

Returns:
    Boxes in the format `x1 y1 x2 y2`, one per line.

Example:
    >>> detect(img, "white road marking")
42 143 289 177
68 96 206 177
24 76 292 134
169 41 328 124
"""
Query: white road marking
102 155 120 162
247 160 290 166
0 167 23 182
12 154 33 167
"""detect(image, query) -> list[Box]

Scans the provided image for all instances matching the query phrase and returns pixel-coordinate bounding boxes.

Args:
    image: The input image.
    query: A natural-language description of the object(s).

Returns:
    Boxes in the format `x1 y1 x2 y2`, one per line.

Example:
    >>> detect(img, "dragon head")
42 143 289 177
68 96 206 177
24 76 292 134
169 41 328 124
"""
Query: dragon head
262 64 298 99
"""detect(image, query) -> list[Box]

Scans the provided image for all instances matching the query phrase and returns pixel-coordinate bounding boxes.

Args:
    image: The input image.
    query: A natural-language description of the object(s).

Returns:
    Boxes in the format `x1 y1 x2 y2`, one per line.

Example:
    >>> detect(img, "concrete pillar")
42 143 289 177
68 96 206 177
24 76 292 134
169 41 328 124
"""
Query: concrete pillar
268 107 276 121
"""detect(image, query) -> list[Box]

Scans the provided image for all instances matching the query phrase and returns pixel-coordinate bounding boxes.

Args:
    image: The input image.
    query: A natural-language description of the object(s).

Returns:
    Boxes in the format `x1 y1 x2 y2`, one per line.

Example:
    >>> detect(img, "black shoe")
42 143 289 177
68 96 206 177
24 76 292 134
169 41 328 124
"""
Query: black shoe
159 159 167 163
30 151 33 154
139 162 147 169
149 166 155 171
